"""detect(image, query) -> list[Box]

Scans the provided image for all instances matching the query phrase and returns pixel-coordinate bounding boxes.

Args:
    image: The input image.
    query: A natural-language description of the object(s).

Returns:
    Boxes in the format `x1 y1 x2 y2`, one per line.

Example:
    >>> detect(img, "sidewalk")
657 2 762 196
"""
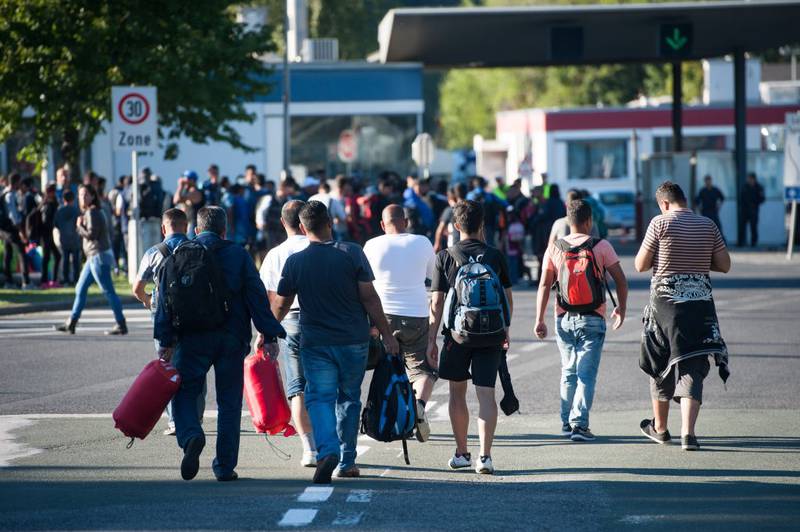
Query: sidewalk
0 273 136 316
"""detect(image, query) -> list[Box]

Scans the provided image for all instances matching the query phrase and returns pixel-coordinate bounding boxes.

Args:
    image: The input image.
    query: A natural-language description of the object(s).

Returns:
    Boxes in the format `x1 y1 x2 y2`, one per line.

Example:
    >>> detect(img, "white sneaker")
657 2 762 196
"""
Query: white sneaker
301 450 317 468
447 452 472 470
475 456 494 475
162 422 176 436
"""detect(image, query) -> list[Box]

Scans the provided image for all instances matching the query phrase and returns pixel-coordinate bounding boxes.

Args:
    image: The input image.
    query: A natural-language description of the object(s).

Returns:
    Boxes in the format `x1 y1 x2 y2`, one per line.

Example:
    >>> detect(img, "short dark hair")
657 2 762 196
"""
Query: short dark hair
453 200 484 235
281 200 305 230
245 164 256 172
566 199 593 226
63 190 74 203
162 208 188 228
655 181 687 205
9 173 21 187
451 182 468 201
299 200 330 234
196 206 227 235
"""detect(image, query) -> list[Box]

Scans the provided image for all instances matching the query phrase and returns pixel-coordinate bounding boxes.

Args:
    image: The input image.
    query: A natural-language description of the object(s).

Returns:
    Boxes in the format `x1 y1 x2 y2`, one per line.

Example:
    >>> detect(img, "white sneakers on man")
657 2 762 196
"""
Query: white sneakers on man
475 455 494 475
301 450 317 468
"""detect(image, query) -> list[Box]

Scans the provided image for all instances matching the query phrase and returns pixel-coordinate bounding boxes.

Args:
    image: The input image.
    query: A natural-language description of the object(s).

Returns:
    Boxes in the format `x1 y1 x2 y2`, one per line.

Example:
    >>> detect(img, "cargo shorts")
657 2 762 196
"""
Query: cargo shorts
386 314 437 383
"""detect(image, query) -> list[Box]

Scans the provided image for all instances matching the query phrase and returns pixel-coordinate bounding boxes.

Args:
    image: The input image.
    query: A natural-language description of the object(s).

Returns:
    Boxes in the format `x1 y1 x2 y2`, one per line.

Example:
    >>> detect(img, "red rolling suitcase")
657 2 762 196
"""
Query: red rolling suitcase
244 348 296 437
113 359 181 444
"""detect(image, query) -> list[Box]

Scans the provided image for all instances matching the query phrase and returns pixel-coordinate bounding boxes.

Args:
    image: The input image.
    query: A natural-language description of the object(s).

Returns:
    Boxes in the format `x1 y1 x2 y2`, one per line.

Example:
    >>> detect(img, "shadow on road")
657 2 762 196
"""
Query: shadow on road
0 476 798 530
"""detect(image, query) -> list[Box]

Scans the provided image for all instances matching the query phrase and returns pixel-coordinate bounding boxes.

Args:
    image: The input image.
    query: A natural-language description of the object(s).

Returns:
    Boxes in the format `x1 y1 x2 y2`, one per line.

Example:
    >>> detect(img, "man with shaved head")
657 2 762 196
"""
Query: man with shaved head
364 204 436 442
258 199 317 468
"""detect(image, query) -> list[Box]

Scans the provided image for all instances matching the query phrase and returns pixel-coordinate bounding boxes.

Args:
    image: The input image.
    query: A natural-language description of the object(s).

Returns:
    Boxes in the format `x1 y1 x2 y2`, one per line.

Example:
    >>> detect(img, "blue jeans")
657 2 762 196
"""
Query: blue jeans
301 343 368 470
70 250 124 323
172 330 249 478
154 339 206 425
280 312 305 398
555 313 607 429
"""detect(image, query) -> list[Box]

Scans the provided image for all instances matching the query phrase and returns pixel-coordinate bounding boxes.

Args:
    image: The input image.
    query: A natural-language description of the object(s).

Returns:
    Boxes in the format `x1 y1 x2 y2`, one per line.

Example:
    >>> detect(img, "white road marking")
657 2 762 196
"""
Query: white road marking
278 509 318 527
332 512 364 526
0 417 41 467
355 445 370 457
619 515 667 524
346 489 373 503
379 468 392 477
297 486 334 503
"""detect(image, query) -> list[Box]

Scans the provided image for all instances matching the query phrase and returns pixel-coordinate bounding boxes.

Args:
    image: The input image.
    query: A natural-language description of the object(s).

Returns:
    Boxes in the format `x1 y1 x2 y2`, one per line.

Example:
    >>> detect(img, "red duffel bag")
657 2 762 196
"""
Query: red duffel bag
114 359 181 445
244 348 296 437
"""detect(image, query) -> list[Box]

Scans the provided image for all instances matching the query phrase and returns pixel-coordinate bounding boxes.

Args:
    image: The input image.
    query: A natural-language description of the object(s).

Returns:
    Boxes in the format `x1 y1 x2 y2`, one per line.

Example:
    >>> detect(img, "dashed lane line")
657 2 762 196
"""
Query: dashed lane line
297 486 334 503
332 512 364 526
346 489 373 503
278 508 318 527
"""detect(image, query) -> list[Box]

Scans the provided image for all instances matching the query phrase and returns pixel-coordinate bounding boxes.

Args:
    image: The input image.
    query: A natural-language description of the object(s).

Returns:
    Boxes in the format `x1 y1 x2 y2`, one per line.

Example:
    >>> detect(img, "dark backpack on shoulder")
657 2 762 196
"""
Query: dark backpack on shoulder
158 239 232 333
139 181 165 220
360 349 417 465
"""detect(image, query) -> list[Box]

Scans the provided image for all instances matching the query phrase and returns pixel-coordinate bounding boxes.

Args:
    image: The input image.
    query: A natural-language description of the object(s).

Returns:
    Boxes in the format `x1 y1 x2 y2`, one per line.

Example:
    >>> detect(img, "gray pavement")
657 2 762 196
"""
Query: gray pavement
1 252 799 530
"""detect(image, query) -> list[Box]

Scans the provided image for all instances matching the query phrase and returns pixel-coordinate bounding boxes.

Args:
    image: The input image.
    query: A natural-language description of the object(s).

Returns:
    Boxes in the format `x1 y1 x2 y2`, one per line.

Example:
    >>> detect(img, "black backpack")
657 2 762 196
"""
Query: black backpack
139 181 165 220
360 349 418 465
157 239 232 333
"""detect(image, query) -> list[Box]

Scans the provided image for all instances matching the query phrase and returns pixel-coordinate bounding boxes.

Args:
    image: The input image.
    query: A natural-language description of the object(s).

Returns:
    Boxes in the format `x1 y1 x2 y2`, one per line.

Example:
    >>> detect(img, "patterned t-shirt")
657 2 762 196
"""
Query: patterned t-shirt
641 208 726 278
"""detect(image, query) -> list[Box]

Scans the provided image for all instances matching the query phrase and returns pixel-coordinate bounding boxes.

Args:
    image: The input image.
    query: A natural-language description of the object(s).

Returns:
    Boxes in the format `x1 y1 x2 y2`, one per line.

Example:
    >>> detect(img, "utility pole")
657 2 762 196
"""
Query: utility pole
282 5 291 179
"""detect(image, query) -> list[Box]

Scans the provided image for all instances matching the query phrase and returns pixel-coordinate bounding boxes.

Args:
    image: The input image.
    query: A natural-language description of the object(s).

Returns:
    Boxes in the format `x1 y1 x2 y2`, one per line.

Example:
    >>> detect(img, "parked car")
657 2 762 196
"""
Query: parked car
594 190 635 231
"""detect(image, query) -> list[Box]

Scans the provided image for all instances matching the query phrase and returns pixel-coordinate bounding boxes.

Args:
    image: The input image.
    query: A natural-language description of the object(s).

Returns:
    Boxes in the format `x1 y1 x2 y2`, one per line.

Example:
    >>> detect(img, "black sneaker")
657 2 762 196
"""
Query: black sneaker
415 400 430 443
640 419 671 444
570 426 596 442
312 454 339 484
180 436 205 481
561 423 572 436
216 471 239 482
682 435 700 451
54 319 77 334
105 320 128 336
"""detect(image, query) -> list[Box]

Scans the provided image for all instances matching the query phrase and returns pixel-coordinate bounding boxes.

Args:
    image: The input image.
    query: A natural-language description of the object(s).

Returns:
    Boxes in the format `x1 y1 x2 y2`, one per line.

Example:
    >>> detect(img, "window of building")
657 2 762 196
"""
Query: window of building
566 139 628 180
653 135 728 153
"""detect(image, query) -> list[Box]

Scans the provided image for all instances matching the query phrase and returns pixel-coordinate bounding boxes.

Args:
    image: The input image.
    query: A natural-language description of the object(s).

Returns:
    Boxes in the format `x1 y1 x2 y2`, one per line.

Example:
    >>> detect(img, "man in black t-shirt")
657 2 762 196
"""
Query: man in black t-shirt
428 200 514 475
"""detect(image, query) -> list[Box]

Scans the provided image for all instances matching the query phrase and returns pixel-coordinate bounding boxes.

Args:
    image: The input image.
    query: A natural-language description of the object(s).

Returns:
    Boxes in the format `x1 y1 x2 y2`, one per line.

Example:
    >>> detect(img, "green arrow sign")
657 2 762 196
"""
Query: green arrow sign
659 23 692 58
665 28 688 51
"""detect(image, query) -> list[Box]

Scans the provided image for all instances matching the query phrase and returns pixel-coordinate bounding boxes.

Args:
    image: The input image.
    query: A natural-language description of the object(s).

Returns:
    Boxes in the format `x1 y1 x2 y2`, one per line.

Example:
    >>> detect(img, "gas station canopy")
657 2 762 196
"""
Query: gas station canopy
378 0 800 68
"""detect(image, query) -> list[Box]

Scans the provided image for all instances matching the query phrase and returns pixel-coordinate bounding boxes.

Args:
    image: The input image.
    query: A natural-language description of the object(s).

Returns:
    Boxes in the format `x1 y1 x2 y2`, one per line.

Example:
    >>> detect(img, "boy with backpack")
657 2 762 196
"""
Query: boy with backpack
534 199 628 442
428 199 513 475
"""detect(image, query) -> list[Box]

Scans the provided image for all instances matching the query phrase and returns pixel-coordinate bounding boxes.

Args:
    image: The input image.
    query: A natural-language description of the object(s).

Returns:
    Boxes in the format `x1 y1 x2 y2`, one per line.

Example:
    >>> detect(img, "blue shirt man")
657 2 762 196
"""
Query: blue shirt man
154 206 284 482
403 176 434 231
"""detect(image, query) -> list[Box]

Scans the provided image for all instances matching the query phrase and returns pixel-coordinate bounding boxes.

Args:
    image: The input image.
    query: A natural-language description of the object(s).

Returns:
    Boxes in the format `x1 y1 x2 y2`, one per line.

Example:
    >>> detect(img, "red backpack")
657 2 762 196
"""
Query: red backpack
554 238 615 313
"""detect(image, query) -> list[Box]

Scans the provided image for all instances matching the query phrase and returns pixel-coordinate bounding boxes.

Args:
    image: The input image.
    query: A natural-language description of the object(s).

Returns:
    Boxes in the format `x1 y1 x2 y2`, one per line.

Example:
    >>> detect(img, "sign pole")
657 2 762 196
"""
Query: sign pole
788 201 797 261
129 150 140 284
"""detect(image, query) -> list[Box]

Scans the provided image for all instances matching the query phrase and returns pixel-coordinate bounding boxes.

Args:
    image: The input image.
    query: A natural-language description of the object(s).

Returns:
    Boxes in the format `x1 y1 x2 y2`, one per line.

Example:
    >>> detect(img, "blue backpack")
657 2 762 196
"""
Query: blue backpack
443 247 510 347
361 350 417 465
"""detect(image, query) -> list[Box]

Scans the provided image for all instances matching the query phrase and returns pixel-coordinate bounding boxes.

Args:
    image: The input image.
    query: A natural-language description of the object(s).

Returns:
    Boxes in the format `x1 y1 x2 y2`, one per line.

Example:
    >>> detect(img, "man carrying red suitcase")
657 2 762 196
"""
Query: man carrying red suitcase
155 206 284 481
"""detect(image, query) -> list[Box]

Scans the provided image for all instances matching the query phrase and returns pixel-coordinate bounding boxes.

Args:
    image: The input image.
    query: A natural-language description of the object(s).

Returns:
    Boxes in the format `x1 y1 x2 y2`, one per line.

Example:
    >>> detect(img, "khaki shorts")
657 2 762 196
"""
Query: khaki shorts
387 314 437 383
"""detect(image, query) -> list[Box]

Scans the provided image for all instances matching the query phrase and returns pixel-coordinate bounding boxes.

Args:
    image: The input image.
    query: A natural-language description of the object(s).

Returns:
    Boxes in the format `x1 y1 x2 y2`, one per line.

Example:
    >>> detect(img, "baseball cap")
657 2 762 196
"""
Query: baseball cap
182 170 198 181
303 176 320 188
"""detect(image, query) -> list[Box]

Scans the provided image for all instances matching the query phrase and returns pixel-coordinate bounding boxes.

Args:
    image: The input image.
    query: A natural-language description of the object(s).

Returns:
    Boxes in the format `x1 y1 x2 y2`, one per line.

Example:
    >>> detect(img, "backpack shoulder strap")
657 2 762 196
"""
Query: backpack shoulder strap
156 242 170 259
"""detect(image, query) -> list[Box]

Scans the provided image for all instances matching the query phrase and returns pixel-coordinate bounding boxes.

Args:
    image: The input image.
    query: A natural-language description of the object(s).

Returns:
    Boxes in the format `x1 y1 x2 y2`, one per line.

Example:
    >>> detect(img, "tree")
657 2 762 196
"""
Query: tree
0 0 276 175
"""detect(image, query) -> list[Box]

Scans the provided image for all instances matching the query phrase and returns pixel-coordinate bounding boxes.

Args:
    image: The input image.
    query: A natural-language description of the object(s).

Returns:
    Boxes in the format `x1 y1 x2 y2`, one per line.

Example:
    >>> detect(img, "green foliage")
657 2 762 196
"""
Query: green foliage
0 0 276 170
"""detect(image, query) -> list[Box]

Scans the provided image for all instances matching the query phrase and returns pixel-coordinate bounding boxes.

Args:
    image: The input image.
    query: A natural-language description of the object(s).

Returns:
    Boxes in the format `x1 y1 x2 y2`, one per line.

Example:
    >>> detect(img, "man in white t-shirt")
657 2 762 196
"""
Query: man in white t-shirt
363 205 436 441
258 200 316 467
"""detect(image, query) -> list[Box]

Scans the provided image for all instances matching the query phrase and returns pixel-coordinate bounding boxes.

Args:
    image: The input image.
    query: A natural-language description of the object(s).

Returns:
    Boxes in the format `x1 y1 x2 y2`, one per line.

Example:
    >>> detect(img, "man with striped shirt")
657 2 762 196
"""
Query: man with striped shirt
634 181 731 451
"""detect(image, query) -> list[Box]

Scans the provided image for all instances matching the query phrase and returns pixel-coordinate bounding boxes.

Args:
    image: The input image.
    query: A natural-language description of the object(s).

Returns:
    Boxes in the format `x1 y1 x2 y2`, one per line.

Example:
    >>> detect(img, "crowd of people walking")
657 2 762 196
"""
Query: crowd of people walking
1 162 733 483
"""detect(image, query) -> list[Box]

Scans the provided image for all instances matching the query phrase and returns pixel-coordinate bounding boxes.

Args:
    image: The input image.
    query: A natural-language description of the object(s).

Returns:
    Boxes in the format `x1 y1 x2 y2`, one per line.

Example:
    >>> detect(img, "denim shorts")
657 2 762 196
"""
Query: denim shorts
280 312 305 398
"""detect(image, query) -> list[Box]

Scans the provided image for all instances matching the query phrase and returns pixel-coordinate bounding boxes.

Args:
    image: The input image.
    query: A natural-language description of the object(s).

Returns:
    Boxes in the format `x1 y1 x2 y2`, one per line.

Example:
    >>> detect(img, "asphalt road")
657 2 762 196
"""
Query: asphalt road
1 251 799 530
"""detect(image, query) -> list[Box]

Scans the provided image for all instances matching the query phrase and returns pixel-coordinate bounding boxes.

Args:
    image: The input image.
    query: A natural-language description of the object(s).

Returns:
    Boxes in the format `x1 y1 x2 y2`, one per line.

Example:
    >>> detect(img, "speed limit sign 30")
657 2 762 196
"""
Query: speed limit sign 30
112 86 157 151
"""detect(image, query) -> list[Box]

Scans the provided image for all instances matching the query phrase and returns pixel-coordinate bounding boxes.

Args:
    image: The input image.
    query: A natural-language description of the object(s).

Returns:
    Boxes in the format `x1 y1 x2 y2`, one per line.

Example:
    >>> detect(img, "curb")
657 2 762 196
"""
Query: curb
0 295 139 317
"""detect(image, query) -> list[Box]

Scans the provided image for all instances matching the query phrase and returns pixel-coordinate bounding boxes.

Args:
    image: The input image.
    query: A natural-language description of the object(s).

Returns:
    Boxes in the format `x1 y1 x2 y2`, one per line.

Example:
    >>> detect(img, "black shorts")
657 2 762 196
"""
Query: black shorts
438 335 503 388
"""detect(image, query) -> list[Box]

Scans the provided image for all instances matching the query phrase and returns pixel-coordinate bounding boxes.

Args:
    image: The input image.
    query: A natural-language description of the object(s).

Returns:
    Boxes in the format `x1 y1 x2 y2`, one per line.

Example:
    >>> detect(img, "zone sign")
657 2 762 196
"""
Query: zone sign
112 86 157 151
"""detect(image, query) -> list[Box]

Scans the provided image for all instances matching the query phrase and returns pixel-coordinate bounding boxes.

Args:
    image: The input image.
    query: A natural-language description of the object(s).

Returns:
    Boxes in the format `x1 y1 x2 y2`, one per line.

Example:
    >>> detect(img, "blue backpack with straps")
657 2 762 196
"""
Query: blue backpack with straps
442 247 510 347
360 349 417 465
